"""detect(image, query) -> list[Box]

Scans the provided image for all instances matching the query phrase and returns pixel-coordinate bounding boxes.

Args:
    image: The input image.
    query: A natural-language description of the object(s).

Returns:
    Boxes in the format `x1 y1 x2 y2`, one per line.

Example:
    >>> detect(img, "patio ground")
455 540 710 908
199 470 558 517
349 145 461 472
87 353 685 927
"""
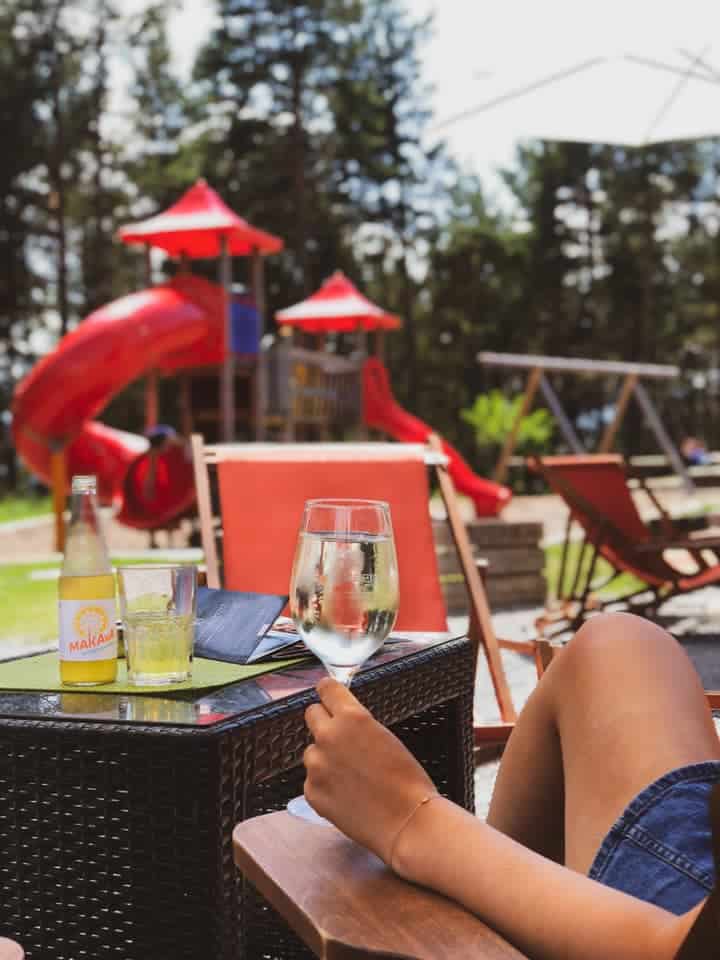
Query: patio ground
3 479 720 817
4 470 720 560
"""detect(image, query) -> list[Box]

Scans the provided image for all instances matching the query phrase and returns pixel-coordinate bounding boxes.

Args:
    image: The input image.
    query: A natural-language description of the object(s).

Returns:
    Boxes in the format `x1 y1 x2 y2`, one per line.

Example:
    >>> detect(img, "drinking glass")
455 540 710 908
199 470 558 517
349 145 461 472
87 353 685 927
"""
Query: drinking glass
287 498 399 822
117 565 197 686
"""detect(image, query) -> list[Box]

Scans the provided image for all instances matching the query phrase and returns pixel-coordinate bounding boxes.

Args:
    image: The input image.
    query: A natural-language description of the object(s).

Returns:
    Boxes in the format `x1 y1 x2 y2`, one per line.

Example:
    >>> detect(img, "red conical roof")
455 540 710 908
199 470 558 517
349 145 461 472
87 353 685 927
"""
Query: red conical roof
118 179 283 259
275 271 401 333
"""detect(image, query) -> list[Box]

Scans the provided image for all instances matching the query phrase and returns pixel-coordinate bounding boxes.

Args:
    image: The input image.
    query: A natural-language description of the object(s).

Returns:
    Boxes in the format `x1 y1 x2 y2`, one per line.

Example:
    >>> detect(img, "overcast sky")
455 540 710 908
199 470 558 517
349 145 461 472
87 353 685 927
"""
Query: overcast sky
162 1 720 205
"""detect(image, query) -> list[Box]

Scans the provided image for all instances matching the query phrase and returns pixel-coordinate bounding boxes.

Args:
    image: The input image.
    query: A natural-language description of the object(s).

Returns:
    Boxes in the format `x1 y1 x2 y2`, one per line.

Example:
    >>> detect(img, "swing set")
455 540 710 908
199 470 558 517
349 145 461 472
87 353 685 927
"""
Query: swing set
476 352 695 494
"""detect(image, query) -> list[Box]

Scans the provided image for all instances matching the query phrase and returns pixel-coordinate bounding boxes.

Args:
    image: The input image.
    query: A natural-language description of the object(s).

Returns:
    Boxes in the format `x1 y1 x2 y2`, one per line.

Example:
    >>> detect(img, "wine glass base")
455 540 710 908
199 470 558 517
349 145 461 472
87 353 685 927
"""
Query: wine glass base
287 794 333 826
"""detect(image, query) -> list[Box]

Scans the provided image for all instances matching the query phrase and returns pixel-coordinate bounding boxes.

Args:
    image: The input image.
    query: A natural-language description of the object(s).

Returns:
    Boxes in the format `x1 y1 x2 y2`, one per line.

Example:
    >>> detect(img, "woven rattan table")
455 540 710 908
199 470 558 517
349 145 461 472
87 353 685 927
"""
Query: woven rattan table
0 635 474 960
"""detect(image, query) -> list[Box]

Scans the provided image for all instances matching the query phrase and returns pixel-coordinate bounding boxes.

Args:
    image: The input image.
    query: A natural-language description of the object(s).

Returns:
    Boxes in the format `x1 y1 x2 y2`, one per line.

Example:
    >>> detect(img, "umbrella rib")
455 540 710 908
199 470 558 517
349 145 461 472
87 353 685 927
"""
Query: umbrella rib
625 53 720 86
641 46 713 144
430 57 606 132
678 48 720 83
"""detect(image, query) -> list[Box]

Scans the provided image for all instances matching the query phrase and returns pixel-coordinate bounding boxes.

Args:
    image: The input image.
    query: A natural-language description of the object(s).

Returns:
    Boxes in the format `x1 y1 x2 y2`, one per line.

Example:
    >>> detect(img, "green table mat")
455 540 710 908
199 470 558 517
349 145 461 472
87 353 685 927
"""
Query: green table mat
0 652 309 695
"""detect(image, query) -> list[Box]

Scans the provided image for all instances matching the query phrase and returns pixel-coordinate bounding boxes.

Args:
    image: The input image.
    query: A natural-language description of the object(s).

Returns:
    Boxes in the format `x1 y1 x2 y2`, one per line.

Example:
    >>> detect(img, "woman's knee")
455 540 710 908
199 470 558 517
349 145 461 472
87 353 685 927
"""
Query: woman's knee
570 612 675 661
549 612 684 696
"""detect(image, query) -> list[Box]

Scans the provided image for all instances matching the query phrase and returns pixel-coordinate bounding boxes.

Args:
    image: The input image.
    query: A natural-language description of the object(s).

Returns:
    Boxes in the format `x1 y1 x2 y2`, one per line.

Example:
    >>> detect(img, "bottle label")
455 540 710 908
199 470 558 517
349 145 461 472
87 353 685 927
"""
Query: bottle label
59 598 117 661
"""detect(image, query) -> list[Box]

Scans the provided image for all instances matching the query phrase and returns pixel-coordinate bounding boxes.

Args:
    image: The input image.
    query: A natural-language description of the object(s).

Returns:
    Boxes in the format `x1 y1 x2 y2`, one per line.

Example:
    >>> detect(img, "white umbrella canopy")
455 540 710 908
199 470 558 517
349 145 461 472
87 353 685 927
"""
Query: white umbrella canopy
424 2 720 155
435 52 720 148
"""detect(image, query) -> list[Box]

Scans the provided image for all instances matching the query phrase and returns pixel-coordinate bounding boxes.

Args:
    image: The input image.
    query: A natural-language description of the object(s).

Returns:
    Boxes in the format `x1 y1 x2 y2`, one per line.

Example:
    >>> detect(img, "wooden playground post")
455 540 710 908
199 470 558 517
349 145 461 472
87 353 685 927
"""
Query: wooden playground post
50 447 67 553
599 372 637 452
219 234 235 442
538 373 584 452
251 249 267 441
144 370 159 432
492 366 542 484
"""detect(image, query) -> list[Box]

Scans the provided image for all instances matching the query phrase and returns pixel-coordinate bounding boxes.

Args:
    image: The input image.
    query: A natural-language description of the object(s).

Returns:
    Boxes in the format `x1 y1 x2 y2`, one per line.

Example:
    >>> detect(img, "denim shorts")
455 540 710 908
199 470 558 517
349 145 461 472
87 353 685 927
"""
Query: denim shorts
588 761 720 914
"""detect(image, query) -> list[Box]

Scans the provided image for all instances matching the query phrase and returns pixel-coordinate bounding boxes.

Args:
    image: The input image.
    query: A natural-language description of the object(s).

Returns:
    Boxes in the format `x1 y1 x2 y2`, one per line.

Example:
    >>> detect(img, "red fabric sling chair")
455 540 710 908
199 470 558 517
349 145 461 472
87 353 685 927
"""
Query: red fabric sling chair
531 454 720 639
191 436 517 744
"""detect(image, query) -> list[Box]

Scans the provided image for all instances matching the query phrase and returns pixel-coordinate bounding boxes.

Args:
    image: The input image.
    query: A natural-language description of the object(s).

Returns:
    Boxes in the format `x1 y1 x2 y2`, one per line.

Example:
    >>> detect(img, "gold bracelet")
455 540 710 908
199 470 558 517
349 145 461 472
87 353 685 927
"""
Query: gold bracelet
389 793 443 872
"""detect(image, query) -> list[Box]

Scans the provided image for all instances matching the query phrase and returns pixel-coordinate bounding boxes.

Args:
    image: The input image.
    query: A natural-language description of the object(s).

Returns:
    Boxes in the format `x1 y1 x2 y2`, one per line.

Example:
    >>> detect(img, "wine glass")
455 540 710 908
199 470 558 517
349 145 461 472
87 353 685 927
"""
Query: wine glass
287 498 399 823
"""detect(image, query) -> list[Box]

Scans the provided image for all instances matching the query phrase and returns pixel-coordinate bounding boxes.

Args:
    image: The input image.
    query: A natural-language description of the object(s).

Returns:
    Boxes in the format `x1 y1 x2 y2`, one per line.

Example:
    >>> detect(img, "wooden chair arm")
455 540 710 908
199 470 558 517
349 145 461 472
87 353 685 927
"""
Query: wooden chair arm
233 812 528 959
635 537 720 552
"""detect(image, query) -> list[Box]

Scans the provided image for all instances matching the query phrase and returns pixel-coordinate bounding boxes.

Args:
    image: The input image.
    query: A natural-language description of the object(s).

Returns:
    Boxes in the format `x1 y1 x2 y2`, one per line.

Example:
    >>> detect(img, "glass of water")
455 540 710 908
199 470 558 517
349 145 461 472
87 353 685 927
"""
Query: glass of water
288 498 399 822
117 565 197 686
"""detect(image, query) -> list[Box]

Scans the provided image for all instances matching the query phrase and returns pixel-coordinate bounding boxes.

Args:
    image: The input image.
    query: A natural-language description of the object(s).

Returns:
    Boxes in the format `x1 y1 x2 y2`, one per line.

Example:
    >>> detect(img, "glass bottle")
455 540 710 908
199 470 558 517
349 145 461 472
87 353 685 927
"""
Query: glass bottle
58 475 118 685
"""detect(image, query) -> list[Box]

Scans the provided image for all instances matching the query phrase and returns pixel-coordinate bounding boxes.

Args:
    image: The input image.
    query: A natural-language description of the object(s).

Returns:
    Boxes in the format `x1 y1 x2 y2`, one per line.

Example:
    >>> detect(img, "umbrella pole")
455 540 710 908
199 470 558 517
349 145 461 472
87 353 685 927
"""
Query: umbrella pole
251 248 266 440
220 235 235 442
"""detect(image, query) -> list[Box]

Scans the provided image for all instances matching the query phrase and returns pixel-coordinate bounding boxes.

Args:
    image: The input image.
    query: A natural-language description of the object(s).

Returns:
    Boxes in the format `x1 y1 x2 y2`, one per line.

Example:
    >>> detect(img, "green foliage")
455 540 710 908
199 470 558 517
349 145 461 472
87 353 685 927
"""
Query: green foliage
543 541 645 603
4 0 720 495
461 391 555 453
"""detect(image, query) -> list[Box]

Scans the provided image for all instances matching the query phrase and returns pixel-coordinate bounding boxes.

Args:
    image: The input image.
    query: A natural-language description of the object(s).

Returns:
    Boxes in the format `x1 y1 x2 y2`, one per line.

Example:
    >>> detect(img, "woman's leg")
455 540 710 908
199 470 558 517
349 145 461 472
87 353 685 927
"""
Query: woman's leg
487 612 720 873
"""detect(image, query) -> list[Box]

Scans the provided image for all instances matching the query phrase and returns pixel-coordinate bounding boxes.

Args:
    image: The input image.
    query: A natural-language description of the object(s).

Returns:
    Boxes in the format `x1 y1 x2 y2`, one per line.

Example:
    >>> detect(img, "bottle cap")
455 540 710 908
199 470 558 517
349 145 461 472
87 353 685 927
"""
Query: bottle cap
71 475 98 495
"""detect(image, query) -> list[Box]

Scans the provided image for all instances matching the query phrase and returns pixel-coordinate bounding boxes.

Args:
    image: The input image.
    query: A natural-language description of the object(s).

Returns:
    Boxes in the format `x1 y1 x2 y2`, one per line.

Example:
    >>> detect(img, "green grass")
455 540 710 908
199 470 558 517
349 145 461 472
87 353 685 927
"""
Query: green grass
0 561 60 651
0 555 198 656
0 543 648 655
0 494 52 524
543 540 645 602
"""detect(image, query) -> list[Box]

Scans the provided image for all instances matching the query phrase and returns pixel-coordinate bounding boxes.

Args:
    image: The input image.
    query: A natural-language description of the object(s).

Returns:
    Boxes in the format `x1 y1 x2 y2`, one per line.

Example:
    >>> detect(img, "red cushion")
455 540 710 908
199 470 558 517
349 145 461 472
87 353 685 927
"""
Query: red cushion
217 457 448 632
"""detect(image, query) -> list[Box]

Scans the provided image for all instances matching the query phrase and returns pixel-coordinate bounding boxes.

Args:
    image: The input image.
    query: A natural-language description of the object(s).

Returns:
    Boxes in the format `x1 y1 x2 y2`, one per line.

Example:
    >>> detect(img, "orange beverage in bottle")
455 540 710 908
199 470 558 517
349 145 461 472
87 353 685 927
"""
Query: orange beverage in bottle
58 475 117 685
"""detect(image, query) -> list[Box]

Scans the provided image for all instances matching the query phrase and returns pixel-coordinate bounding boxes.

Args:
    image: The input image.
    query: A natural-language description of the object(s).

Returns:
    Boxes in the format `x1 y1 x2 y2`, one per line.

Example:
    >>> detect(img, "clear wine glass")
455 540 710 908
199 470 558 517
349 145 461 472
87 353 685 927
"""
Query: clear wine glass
287 498 399 823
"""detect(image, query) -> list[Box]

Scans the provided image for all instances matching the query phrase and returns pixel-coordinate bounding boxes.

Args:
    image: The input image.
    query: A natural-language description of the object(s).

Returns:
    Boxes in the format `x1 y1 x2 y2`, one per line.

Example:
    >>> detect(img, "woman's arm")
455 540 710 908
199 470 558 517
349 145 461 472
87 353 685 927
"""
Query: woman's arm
303 678 702 960
393 794 701 960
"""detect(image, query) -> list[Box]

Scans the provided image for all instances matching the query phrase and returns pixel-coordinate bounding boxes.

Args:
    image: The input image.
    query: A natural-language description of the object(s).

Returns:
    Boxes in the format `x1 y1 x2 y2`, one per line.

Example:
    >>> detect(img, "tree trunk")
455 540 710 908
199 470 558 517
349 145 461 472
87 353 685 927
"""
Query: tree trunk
50 87 69 338
48 0 69 337
87 14 108 314
399 248 417 408
290 57 310 293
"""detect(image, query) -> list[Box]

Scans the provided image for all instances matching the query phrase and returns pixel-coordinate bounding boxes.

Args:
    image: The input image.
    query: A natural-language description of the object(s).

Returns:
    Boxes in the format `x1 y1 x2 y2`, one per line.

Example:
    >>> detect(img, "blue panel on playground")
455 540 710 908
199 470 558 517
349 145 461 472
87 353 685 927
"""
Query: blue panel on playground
231 298 260 354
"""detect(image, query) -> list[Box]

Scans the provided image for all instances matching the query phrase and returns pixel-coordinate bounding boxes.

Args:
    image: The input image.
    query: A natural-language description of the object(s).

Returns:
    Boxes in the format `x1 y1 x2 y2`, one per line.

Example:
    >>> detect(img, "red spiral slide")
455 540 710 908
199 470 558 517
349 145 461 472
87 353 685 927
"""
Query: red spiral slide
12 274 225 530
362 357 512 517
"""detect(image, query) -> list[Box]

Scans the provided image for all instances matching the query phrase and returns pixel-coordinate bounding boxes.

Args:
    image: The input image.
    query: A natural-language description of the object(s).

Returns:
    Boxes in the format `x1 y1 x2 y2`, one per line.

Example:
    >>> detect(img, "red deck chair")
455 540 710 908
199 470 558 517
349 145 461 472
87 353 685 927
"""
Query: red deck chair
531 454 720 637
191 436 517 745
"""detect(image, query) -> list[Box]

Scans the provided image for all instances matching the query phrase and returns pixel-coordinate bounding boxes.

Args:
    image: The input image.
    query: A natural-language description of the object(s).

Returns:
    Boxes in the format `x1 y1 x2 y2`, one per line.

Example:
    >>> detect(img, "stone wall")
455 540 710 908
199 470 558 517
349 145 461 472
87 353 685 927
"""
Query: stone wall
433 518 546 613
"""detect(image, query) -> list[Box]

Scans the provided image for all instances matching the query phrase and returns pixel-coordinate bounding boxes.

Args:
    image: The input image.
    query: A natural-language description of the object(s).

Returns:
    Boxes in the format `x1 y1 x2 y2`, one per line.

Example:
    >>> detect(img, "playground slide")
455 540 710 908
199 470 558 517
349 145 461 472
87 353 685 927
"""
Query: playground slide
362 357 512 517
12 274 225 530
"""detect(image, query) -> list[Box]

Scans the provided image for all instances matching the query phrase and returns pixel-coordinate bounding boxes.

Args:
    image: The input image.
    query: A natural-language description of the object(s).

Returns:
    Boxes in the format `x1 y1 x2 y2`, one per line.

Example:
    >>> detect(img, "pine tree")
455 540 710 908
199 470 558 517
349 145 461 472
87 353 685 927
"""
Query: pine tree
330 0 452 407
192 0 365 305
0 0 62 367
122 1 199 213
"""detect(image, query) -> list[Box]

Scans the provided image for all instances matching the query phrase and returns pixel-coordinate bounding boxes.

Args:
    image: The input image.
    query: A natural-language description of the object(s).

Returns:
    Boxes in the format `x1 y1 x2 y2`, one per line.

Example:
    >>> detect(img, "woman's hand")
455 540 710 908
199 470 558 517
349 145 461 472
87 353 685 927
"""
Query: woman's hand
303 677 438 870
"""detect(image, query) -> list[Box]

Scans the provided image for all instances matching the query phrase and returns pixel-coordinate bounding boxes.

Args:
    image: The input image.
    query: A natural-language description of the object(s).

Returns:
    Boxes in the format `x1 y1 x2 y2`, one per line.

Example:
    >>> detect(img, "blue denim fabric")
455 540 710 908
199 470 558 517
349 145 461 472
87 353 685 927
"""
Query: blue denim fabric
588 761 720 914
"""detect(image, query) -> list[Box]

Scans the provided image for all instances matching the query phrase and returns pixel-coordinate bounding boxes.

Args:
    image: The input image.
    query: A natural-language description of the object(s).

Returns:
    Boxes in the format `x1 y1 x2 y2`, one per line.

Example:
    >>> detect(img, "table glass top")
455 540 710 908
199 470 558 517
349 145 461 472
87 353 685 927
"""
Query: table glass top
0 633 462 728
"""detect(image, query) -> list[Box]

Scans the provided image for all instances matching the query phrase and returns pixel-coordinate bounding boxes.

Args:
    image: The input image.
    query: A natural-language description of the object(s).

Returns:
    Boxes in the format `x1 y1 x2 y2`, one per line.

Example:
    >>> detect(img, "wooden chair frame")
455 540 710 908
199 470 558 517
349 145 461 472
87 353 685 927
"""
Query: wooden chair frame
191 434 518 740
531 454 720 641
233 812 528 959
231 786 716 960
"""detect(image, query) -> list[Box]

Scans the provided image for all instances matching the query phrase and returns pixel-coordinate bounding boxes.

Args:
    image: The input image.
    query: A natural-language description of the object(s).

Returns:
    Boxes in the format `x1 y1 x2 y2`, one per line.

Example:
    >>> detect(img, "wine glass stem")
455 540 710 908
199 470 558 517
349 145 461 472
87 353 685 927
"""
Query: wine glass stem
325 664 357 687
